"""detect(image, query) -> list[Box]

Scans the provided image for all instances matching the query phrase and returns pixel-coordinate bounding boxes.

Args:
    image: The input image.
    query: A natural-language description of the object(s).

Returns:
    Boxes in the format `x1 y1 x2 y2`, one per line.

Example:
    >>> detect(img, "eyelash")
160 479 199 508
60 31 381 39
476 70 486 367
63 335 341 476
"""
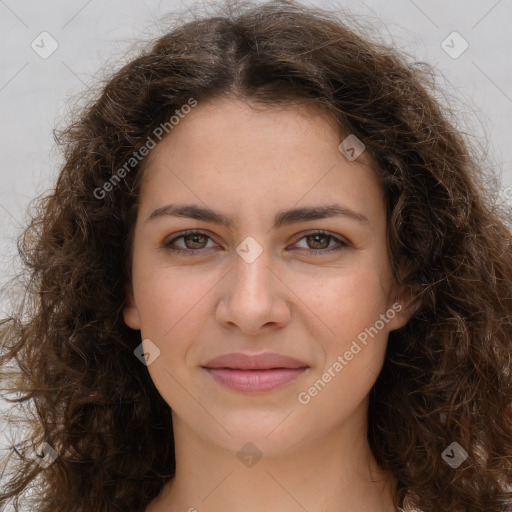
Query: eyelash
162 230 349 256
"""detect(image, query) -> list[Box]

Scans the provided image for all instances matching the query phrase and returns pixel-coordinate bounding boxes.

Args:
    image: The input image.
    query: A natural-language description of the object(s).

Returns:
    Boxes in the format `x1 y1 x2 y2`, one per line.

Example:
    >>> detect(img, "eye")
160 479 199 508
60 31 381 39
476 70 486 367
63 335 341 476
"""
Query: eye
163 230 217 254
162 230 349 255
292 230 349 254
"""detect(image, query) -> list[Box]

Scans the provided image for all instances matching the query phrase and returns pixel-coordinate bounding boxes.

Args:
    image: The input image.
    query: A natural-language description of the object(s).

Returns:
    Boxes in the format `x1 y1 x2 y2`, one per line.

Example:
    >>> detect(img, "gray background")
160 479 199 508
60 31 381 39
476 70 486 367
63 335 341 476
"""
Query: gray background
1 0 511 490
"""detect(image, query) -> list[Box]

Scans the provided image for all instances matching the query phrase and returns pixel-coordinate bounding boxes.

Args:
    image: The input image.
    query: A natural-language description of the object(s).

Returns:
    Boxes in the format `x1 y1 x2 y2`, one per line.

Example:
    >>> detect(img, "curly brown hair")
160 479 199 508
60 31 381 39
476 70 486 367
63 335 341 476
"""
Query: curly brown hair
1 0 512 510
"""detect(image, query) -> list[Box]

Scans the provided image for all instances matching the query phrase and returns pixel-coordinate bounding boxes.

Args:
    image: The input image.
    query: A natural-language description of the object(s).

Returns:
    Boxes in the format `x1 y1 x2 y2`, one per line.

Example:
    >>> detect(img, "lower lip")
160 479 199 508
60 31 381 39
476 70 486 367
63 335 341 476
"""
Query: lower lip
204 367 308 392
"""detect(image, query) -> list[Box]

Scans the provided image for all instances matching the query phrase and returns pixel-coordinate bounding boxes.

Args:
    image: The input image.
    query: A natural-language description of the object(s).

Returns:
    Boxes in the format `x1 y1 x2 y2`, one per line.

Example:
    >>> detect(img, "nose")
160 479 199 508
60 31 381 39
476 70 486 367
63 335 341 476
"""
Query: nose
215 245 291 335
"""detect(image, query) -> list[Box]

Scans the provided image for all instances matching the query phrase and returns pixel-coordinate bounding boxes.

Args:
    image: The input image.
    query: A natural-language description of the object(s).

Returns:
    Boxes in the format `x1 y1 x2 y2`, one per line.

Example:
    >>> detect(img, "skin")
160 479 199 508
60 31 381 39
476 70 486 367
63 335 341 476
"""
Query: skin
123 96 412 512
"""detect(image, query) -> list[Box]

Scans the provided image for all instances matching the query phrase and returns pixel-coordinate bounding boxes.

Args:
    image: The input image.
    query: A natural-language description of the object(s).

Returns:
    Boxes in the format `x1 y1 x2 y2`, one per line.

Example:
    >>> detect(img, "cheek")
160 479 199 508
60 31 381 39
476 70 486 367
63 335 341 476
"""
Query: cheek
135 271 210 344
132 265 215 411
131 254 229 387
132 234 214 332
296 269 391 421
295 261 392 342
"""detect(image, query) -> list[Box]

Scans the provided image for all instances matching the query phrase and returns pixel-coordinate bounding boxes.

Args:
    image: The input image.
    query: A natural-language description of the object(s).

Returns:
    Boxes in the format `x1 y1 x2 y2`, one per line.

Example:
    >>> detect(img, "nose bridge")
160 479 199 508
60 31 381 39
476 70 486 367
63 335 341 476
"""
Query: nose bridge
215 235 289 333
232 237 273 298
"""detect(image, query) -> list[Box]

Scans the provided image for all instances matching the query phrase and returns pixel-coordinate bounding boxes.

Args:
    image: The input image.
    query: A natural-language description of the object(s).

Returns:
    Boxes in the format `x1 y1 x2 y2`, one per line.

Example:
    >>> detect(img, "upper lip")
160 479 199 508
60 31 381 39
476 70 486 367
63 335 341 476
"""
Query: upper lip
202 352 309 370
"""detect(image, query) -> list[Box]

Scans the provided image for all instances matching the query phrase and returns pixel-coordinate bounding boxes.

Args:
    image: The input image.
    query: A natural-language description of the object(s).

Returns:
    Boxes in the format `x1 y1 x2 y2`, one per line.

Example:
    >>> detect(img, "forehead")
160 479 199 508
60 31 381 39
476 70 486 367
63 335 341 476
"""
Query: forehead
136 97 384 227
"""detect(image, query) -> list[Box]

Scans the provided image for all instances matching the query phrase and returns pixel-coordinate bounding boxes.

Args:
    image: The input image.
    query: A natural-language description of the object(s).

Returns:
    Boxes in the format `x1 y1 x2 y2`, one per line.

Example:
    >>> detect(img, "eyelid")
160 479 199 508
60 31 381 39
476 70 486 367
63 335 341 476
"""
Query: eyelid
291 229 350 248
163 229 217 251
163 229 350 254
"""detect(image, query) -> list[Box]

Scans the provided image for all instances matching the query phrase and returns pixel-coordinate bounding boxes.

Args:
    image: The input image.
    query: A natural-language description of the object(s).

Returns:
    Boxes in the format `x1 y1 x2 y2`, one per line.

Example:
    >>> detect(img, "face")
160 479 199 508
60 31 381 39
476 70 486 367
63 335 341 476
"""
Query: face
123 96 410 457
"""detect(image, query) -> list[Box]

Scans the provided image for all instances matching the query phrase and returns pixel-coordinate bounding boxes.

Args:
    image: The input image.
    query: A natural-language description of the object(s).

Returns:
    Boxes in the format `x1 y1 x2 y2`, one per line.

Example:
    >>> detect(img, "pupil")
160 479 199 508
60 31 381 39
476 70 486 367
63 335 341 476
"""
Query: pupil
310 234 328 249
187 234 205 248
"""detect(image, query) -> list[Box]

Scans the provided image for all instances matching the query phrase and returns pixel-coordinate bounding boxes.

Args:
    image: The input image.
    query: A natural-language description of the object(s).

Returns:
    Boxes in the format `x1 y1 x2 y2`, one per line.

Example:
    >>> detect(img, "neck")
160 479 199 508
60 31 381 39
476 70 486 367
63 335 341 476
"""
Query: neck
151 404 398 512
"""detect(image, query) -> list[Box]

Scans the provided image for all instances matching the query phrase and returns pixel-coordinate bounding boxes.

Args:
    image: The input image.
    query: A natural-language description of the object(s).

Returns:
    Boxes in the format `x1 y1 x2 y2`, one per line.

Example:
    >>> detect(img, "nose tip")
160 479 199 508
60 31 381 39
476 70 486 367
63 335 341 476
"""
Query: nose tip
215 249 291 334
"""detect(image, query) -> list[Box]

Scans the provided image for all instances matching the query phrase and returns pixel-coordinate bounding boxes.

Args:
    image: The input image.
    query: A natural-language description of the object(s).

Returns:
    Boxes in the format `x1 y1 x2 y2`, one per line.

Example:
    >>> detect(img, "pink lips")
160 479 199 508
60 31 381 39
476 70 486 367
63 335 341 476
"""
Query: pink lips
202 352 309 393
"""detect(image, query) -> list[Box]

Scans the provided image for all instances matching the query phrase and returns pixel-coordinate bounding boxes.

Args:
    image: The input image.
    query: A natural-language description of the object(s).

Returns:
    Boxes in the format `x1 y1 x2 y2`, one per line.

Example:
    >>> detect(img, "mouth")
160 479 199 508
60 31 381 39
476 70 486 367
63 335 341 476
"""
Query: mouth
202 352 309 393
203 367 308 392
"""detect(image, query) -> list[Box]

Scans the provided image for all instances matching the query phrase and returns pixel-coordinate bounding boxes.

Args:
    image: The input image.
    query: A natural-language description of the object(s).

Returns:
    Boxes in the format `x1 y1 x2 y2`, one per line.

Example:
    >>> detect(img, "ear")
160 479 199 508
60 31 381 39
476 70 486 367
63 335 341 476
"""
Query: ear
123 282 141 330
387 284 418 332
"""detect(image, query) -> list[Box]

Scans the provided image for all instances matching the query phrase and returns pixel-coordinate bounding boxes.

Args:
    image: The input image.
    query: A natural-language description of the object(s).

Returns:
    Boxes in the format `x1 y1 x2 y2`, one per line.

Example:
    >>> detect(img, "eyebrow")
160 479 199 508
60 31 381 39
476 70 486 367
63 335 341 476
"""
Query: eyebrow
145 203 369 228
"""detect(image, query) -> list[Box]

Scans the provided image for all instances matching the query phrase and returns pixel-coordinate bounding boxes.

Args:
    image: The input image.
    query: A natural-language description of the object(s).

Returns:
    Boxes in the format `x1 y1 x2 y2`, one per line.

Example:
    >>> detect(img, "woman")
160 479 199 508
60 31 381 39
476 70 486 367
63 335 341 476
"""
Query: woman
1 0 511 510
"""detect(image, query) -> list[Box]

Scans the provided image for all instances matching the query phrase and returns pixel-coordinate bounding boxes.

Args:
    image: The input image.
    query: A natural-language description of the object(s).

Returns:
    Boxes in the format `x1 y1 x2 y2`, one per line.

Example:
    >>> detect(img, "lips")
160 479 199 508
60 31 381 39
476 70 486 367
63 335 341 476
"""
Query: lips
202 352 309 392
203 352 308 370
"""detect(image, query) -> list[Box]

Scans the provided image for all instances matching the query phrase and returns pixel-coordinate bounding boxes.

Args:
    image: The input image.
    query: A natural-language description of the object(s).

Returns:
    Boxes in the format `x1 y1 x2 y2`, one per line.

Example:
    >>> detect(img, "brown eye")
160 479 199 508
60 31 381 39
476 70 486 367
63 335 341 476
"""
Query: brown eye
293 231 348 254
182 233 209 250
163 231 217 254
163 230 348 256
306 233 331 250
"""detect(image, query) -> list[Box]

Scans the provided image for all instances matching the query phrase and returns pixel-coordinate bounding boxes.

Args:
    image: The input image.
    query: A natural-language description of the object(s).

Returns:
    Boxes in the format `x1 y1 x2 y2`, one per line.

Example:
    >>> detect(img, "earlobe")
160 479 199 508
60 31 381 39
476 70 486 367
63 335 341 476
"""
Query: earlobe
388 286 418 331
123 282 141 330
